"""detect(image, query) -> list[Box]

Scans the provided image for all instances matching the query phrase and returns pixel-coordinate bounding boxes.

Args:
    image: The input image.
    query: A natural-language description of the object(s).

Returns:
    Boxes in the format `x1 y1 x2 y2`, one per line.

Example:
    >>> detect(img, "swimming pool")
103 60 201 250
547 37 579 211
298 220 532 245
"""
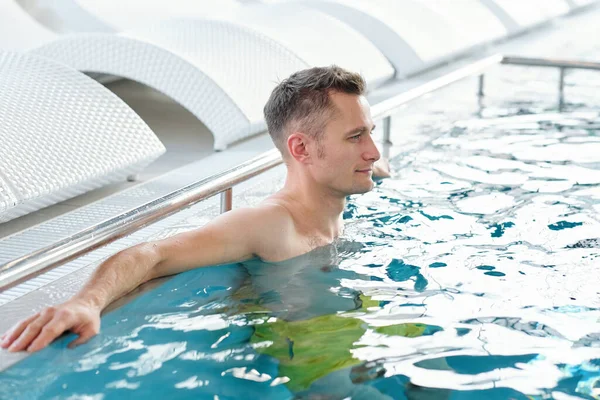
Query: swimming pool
2 86 600 399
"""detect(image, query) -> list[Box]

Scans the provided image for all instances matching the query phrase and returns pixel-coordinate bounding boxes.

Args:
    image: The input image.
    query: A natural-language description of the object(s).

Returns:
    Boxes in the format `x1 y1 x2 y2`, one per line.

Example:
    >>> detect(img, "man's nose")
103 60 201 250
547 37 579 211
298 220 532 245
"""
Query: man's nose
364 134 381 162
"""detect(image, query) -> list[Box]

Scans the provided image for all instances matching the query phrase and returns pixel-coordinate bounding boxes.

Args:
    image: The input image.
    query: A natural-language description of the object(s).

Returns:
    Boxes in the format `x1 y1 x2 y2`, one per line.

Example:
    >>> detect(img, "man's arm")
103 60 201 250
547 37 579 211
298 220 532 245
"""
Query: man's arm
0 206 282 353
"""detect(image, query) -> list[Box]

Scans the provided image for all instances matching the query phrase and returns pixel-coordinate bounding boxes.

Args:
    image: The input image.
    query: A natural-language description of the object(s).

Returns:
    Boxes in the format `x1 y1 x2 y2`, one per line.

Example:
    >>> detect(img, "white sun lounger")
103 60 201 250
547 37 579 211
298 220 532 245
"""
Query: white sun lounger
412 0 507 48
16 0 114 34
275 0 583 77
0 1 57 51
25 1 393 85
0 51 165 223
220 2 395 86
67 0 245 31
569 0 596 5
483 0 571 31
280 0 498 78
13 0 246 34
32 19 310 150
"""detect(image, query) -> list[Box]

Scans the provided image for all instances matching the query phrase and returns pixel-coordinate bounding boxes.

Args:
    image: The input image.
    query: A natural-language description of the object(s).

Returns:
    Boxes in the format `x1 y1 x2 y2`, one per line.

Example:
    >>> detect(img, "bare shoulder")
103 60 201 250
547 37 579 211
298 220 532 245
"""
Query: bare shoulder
243 199 300 260
251 200 297 235
208 200 294 231
208 198 295 241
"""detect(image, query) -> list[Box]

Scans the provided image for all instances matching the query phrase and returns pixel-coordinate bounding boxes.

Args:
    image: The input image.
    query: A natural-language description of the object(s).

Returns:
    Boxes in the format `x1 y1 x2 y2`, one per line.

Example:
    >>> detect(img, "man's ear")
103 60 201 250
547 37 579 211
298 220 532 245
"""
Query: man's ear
287 132 312 164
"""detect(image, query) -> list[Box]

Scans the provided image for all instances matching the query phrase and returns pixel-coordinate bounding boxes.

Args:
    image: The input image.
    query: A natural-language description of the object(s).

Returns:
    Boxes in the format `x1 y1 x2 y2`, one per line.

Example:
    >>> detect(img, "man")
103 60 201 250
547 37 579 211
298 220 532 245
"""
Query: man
1 65 389 353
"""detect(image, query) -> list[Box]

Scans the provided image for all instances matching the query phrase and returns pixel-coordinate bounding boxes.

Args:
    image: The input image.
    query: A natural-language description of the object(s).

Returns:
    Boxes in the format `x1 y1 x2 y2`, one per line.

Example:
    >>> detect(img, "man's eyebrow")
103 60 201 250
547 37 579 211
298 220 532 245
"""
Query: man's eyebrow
345 125 377 136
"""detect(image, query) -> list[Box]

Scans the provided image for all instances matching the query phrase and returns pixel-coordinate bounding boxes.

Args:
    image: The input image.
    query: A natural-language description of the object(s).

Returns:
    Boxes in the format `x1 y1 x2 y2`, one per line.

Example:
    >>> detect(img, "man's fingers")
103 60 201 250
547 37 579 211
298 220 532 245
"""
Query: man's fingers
1 314 39 349
2 304 100 353
26 317 73 353
7 311 55 352
67 328 98 349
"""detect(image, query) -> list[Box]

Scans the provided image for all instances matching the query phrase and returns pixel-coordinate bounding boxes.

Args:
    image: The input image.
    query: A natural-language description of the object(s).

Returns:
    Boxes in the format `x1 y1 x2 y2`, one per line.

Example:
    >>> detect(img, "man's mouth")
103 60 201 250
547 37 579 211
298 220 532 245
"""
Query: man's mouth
355 168 373 174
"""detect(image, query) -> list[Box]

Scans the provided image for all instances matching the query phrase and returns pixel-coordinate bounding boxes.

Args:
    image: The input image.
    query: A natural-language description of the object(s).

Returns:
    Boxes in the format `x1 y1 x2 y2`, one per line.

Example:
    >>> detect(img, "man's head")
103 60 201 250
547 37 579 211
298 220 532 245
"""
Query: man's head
264 65 365 157
264 66 380 195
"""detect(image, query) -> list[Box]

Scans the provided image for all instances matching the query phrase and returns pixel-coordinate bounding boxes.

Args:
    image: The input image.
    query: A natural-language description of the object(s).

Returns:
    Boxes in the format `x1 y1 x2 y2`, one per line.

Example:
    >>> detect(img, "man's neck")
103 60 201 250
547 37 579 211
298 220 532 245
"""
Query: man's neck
276 178 346 242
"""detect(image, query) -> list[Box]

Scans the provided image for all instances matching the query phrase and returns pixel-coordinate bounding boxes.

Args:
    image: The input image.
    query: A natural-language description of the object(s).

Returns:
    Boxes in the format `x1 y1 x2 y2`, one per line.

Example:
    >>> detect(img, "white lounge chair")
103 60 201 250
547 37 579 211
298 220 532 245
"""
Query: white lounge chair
481 0 571 31
16 0 114 34
16 0 246 33
0 51 165 223
32 19 310 150
76 0 395 86
220 2 395 86
412 0 507 48
278 0 482 78
0 1 56 50
67 0 244 31
569 0 596 4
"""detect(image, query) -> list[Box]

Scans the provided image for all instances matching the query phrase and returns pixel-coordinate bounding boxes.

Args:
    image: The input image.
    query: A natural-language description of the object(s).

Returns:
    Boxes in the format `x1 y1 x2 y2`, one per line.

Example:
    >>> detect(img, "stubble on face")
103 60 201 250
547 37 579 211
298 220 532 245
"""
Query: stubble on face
317 97 378 196
349 176 375 195
315 136 326 160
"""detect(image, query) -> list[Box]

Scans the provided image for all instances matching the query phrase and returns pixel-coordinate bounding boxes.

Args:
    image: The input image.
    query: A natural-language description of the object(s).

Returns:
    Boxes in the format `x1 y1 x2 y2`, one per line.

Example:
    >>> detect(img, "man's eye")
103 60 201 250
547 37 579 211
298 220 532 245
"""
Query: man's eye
349 134 361 141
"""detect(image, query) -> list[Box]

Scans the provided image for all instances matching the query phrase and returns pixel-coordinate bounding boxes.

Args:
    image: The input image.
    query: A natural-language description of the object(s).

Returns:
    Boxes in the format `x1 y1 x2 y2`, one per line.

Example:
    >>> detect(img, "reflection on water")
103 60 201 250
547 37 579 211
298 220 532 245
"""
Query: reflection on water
3 110 600 399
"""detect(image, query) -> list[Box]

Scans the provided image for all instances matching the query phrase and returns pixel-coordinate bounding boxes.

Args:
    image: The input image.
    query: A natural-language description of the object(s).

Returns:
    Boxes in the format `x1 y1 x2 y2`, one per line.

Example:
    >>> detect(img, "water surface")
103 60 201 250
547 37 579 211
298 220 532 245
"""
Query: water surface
2 107 600 399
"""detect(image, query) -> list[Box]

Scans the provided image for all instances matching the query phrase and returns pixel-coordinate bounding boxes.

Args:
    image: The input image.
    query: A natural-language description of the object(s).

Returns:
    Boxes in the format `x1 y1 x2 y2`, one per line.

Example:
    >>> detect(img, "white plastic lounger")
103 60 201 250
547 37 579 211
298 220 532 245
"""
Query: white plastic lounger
16 0 114 34
0 51 165 223
481 0 571 32
220 2 395 86
14 0 245 34
412 0 507 48
569 0 597 5
69 0 244 31
0 1 56 50
36 0 393 86
32 19 309 150
286 0 480 78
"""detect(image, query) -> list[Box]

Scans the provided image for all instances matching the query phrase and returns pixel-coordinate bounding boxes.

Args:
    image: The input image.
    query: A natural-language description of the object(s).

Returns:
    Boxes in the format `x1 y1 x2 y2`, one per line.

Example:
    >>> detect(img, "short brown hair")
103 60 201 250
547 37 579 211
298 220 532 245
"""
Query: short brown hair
264 65 366 155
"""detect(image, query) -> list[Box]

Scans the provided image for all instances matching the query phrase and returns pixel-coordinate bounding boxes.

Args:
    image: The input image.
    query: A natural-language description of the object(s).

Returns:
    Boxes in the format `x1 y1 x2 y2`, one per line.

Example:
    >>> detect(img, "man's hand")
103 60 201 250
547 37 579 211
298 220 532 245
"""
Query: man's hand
1 299 101 353
373 158 391 179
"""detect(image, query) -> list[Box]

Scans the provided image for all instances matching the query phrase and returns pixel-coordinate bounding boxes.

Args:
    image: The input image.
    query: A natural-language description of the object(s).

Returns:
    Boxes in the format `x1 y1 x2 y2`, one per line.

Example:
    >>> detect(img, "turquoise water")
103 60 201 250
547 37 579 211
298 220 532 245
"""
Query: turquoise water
2 106 600 399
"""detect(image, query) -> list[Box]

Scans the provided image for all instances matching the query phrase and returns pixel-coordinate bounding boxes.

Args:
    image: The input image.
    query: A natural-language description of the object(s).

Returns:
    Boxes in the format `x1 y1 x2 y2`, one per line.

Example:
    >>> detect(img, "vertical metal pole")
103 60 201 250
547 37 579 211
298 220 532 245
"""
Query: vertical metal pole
475 74 485 116
382 116 392 145
477 74 485 98
558 67 566 110
220 188 233 213
382 116 392 160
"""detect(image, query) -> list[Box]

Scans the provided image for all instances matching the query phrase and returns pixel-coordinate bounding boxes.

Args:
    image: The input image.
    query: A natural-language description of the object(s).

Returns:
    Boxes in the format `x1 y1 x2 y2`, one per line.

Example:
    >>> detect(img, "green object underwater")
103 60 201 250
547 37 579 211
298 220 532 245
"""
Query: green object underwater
249 295 435 391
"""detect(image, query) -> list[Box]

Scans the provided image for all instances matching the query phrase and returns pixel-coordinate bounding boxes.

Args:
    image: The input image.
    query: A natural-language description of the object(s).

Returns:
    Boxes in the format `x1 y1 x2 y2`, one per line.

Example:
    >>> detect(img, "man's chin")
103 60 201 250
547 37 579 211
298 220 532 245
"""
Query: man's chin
348 182 375 195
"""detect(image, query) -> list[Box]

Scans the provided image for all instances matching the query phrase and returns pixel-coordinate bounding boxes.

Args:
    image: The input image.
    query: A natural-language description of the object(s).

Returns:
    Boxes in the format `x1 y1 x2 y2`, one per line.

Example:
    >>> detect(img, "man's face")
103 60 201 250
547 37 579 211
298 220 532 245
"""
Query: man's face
308 92 381 196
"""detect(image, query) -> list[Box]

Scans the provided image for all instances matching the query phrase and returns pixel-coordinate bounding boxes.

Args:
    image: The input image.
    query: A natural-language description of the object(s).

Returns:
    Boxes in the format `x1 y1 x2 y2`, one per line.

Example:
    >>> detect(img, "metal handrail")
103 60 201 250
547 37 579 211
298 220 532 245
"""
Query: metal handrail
501 56 600 71
371 54 503 120
2 54 600 290
0 150 282 289
496 55 600 108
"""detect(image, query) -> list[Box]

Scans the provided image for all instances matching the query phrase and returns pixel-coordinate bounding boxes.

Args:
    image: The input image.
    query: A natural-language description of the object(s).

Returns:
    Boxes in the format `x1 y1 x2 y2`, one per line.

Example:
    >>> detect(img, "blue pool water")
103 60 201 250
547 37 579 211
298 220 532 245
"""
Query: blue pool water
3 58 600 399
2 104 600 399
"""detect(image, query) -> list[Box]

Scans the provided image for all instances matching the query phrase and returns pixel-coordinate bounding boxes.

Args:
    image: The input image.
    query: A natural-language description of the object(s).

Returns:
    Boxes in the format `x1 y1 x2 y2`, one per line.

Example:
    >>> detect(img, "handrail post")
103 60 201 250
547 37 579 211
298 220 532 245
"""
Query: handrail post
382 115 392 145
558 67 566 110
477 74 485 114
220 188 233 213
382 116 392 159
477 74 485 98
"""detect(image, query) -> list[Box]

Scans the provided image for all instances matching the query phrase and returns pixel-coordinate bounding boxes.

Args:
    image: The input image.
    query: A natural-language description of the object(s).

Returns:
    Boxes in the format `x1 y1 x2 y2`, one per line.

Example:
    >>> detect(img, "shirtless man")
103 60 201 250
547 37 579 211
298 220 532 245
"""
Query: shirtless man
1 65 388 353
